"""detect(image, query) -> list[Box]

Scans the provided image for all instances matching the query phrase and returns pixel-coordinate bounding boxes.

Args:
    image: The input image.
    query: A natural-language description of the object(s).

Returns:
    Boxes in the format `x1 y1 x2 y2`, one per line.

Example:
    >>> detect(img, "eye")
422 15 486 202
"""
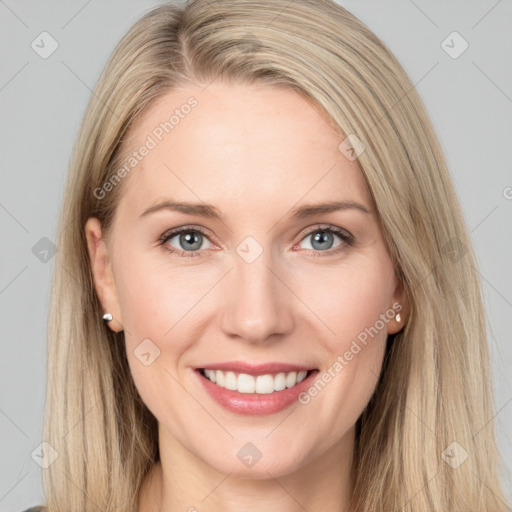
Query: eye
158 227 213 258
295 225 354 257
158 224 354 259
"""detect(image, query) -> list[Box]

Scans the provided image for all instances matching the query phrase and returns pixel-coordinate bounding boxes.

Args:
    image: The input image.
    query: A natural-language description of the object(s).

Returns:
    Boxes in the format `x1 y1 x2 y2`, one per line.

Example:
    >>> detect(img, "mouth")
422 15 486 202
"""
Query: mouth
197 367 316 394
194 365 320 416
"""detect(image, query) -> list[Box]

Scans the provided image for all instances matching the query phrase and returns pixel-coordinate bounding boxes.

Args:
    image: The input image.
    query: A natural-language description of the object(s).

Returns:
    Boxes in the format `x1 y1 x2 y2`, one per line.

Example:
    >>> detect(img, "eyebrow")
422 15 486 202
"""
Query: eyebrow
139 199 371 221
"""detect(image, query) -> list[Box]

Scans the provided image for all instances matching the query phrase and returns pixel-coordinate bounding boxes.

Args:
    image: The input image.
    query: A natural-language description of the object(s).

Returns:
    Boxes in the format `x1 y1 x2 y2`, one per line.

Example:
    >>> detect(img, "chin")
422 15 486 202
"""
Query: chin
207 454 306 480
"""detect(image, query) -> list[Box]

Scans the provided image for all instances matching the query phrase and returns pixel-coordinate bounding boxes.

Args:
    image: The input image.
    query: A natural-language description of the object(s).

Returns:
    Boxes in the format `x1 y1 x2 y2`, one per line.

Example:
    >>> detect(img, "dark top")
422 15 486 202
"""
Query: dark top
22 507 44 512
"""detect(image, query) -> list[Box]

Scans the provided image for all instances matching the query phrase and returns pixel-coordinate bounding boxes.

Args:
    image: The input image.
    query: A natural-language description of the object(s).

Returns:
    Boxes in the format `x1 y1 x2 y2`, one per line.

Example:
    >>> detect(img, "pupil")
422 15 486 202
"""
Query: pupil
181 231 202 251
312 230 333 250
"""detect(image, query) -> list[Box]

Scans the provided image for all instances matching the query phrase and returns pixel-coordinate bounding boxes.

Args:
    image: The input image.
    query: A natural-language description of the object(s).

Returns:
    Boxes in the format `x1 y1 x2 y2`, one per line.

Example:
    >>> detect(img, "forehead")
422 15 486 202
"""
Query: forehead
114 81 371 221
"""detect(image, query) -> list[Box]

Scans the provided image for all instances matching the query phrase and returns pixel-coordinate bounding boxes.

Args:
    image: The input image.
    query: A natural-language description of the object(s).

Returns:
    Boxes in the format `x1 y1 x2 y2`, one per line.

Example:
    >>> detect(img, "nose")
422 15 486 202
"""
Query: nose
219 249 295 344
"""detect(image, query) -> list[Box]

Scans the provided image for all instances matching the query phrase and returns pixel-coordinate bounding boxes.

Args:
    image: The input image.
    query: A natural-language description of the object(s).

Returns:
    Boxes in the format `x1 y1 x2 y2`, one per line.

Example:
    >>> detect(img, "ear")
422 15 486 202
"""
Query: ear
84 217 124 333
387 272 410 335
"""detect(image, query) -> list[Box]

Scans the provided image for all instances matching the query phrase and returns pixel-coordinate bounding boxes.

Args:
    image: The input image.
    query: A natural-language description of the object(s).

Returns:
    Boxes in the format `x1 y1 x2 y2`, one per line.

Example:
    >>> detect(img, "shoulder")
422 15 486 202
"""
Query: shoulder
21 507 45 512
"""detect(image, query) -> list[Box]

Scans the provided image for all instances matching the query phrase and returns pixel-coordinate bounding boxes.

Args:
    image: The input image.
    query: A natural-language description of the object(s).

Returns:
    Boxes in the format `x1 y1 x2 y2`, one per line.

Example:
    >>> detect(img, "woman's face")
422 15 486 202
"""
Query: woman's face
86 81 406 478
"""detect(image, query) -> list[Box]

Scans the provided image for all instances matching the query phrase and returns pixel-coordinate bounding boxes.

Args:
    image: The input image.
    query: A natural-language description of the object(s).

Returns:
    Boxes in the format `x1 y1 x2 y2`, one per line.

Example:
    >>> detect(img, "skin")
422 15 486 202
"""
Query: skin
85 81 409 512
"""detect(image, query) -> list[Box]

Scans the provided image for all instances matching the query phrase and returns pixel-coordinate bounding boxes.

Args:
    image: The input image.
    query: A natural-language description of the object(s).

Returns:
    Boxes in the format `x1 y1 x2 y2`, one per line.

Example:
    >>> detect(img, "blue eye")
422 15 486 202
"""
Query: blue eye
300 228 343 251
159 227 212 258
158 225 353 258
294 225 353 258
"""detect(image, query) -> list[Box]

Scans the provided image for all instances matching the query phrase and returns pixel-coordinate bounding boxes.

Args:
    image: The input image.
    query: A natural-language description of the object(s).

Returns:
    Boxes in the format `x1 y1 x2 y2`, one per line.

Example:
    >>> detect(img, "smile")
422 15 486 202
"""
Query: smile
195 365 320 416
199 368 311 394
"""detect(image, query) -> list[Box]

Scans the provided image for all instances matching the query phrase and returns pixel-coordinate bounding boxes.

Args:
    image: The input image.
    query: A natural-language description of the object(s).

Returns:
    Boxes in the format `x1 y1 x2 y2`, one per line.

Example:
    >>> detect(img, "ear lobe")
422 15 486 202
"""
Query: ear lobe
387 275 410 335
84 217 123 332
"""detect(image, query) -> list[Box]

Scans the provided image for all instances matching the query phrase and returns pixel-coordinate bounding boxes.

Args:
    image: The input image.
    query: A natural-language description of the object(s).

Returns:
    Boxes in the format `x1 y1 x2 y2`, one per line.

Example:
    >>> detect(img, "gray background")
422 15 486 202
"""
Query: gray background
1 0 511 510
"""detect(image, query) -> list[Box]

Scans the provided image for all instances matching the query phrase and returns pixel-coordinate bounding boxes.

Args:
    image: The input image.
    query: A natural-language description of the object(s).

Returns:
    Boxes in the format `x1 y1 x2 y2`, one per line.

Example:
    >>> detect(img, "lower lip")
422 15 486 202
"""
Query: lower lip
195 369 319 416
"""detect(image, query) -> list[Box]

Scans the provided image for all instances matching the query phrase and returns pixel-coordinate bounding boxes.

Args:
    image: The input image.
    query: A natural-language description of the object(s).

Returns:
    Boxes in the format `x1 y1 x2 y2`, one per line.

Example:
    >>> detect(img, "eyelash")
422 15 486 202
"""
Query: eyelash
157 224 354 259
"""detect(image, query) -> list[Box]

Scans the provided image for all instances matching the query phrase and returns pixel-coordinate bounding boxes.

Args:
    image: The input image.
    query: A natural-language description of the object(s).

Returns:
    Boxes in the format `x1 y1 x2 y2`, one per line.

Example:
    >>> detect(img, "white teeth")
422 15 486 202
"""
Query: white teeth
202 369 310 394
224 371 237 391
238 373 255 393
255 374 274 394
297 370 308 382
204 369 216 382
274 372 287 391
286 371 297 388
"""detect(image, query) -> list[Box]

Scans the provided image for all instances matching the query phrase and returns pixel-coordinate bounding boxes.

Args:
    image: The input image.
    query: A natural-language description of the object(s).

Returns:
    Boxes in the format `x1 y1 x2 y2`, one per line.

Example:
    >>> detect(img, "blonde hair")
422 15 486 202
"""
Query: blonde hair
42 1 510 510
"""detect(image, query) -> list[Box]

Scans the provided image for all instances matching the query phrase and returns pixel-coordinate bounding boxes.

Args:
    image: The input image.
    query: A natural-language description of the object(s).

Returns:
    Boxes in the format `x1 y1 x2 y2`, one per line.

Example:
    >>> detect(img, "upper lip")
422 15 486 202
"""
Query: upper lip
196 361 316 376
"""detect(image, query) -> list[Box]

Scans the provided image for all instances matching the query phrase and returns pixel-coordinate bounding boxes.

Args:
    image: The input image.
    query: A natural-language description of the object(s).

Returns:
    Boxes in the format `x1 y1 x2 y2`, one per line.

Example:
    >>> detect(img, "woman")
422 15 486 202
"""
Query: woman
26 0 510 510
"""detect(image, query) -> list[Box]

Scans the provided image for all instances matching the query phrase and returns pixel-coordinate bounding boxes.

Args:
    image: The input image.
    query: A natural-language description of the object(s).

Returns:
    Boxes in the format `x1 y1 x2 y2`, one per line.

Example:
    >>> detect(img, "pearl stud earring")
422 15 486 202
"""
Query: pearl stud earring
102 312 113 322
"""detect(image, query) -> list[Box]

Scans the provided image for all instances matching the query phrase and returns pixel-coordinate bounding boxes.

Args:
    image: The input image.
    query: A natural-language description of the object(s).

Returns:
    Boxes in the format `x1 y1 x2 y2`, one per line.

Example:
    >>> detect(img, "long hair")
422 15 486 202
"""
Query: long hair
42 1 510 510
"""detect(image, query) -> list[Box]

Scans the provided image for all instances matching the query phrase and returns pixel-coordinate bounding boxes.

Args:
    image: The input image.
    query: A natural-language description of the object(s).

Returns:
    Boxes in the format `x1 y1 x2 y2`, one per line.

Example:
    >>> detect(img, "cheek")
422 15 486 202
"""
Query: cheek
114 252 222 409
115 248 219 340
295 256 395 347
116 253 205 425
292 256 394 417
